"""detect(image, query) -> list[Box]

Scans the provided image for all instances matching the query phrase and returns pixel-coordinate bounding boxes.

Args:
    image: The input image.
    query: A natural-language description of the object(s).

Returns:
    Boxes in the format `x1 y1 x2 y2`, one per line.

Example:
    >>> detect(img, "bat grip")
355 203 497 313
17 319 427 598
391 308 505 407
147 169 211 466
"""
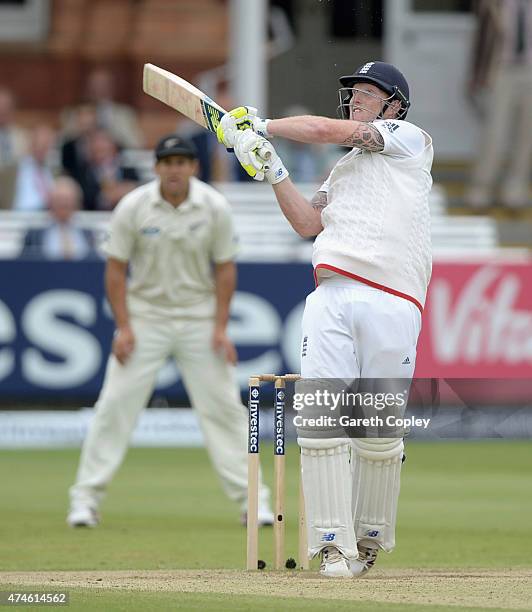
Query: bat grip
225 146 271 166
258 147 271 162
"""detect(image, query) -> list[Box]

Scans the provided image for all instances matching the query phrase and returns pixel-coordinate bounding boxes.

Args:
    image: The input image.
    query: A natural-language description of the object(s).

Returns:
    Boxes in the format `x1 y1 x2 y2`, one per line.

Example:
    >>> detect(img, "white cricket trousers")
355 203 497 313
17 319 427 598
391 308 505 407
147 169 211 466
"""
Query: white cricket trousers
297 275 422 556
70 315 269 511
300 275 422 379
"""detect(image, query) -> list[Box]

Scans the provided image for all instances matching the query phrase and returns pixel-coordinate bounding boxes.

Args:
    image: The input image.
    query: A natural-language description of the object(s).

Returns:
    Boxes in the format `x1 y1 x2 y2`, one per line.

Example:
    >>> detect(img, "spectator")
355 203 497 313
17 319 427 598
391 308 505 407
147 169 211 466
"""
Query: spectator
20 176 96 261
465 0 532 209
76 129 139 210
61 101 99 184
0 87 27 209
13 124 56 211
61 68 143 149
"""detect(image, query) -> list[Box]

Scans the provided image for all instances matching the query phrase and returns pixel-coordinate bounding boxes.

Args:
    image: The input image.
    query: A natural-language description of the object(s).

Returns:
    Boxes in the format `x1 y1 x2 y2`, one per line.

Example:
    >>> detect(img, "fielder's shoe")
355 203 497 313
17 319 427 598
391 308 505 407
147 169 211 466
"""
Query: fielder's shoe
66 506 99 528
349 544 378 576
319 546 352 578
240 505 274 527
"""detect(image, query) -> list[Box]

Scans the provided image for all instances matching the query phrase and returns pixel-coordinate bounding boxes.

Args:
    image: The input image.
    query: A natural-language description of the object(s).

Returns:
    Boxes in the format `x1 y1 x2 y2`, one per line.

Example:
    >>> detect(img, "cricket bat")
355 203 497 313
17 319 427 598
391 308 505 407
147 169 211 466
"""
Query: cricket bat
142 63 270 162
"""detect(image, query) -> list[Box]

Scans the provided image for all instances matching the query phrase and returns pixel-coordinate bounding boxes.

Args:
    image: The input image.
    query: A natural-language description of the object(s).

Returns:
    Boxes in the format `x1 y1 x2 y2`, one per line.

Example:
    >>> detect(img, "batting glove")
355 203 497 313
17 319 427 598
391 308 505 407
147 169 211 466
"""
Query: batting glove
234 129 268 181
216 106 271 148
234 130 289 184
261 141 289 185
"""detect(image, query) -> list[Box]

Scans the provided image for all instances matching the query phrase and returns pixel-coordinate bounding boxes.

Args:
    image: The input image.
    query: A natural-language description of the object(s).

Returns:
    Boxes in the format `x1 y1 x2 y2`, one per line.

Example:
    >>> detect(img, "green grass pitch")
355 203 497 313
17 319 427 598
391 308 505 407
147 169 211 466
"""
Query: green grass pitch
0 441 530 610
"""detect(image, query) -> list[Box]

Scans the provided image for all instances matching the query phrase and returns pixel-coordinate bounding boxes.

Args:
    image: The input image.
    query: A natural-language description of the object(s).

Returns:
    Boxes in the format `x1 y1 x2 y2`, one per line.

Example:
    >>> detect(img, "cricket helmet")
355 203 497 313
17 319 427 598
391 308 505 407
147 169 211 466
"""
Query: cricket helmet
338 61 411 120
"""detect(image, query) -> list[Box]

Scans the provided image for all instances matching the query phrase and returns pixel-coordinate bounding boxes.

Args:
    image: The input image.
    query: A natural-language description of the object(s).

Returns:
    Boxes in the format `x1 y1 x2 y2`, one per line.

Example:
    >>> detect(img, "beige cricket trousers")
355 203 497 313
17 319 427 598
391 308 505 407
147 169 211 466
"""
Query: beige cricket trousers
70 315 270 511
469 65 532 205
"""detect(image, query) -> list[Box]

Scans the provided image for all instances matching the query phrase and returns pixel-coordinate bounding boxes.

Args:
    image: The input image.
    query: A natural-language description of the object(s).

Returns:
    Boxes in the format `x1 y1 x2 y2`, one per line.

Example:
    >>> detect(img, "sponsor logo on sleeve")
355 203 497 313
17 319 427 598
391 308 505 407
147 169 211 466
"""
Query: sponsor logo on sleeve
382 121 399 133
140 227 161 235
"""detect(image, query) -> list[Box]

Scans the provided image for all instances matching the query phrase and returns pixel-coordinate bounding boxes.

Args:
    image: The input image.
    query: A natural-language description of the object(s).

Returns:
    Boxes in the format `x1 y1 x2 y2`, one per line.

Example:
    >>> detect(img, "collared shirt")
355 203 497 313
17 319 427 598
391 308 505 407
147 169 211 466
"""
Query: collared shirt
103 177 238 320
13 156 54 211
42 222 92 260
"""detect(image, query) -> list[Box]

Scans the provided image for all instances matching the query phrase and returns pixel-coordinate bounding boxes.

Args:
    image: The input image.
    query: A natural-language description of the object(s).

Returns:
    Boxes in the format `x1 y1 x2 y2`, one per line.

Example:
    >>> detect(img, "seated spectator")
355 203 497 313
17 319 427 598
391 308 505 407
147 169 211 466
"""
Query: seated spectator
13 124 56 211
76 129 139 210
20 176 96 261
61 101 98 185
0 87 27 209
61 67 143 149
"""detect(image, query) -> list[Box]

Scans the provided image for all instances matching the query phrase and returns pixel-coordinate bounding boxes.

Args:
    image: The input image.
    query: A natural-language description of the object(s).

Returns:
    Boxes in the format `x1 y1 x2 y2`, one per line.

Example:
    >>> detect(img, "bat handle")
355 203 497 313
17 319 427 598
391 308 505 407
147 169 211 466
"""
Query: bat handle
258 147 271 163
225 146 271 168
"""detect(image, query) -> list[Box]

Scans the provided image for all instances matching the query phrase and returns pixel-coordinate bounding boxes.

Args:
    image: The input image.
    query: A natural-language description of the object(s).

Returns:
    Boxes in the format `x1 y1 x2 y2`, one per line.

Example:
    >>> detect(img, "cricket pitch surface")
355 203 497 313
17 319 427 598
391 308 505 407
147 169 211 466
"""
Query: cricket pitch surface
1 568 530 610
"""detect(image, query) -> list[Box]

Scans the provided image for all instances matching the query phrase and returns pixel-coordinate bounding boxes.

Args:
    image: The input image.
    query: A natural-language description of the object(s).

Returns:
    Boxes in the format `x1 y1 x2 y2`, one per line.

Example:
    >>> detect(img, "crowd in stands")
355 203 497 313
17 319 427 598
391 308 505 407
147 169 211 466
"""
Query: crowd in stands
0 68 144 216
0 67 149 259
0 68 339 212
0 67 338 260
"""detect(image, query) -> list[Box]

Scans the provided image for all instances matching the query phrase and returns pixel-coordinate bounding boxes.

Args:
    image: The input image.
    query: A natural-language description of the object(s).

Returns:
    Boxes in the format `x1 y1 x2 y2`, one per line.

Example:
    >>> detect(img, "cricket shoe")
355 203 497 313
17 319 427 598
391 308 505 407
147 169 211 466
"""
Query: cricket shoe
349 544 378 576
319 546 352 578
240 504 274 527
66 505 100 528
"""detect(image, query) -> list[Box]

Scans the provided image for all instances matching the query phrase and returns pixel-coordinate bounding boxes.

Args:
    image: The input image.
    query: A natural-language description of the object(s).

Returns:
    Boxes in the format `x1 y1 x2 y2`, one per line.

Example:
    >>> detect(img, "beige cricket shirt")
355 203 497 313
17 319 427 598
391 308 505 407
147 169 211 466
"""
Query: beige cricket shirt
103 177 238 320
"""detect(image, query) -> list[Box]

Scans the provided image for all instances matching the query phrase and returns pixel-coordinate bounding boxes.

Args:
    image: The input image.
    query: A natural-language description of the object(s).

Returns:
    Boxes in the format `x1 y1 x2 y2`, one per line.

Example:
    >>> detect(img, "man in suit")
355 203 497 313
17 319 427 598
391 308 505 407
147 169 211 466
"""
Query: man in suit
75 129 139 210
13 124 56 211
0 87 27 209
20 176 96 260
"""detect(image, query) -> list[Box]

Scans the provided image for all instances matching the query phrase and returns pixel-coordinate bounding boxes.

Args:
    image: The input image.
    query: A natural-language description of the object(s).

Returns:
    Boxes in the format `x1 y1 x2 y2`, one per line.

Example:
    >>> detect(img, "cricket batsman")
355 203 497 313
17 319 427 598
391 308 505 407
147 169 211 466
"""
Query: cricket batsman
217 61 434 577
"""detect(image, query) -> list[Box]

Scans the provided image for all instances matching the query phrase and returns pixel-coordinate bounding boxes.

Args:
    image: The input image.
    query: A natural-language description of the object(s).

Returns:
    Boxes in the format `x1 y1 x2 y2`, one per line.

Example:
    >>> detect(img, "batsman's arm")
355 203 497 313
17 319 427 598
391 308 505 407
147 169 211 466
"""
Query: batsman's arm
271 178 324 238
268 116 384 152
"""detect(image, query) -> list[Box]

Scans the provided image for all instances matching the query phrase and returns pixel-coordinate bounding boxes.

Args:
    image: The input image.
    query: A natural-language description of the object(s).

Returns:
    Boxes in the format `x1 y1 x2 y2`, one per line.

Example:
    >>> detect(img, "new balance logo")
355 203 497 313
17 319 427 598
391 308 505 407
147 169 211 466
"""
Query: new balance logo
402 357 411 365
321 533 336 542
366 530 379 538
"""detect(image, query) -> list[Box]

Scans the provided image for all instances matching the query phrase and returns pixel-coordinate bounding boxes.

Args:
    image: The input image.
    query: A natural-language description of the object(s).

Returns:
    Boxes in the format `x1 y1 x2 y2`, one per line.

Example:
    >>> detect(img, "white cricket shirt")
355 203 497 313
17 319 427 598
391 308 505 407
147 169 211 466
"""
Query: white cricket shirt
313 119 433 312
103 177 238 319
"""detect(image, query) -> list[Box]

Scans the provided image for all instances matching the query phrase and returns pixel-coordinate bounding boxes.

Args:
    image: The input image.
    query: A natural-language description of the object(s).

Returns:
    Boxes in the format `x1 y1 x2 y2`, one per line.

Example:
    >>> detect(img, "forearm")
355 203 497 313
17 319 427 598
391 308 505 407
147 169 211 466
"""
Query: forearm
271 178 323 238
267 115 384 150
105 260 130 329
268 115 350 145
214 262 236 330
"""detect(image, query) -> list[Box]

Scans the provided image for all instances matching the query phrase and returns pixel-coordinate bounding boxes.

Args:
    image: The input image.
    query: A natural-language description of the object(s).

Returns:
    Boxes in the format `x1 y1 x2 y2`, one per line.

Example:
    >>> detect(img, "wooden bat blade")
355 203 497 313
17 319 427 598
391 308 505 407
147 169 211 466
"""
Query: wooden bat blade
143 63 226 133
143 63 271 166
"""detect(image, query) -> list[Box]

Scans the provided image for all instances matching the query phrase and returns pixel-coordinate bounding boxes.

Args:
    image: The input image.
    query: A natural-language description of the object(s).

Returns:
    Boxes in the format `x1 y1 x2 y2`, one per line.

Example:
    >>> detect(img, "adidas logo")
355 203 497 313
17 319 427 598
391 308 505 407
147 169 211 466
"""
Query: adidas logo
301 336 308 357
402 357 410 365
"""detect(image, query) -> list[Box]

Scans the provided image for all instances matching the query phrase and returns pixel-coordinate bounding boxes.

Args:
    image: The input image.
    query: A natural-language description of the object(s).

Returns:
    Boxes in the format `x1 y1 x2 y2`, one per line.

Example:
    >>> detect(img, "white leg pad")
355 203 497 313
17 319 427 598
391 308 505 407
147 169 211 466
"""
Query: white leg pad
298 437 358 560
351 438 403 553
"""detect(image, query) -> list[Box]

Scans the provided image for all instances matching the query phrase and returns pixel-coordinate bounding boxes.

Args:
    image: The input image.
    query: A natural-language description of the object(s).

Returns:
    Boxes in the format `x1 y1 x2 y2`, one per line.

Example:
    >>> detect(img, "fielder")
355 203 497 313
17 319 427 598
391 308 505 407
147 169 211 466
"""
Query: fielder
217 62 433 577
67 134 273 528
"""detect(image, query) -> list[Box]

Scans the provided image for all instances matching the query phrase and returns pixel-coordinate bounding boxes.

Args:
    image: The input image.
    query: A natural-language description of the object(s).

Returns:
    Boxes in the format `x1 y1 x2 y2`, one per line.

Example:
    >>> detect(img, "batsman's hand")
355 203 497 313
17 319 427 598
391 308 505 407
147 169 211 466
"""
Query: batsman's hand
234 129 289 184
212 328 238 365
112 325 135 365
216 106 270 148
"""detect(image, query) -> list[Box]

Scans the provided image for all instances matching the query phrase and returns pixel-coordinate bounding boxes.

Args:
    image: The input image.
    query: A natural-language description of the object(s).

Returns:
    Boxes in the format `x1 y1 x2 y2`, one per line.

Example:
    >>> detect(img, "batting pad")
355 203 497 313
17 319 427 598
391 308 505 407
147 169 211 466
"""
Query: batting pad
299 437 358 560
351 438 403 552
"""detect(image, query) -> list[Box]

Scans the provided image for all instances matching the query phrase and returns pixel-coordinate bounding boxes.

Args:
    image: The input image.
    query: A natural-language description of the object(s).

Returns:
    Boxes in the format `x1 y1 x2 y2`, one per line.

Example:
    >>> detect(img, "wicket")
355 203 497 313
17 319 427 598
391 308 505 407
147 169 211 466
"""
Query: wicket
247 373 309 571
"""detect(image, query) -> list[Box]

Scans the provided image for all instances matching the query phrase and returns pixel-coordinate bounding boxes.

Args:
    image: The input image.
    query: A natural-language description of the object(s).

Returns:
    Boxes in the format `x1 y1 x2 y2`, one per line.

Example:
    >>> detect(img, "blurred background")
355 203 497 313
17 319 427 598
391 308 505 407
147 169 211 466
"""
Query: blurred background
0 0 531 446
